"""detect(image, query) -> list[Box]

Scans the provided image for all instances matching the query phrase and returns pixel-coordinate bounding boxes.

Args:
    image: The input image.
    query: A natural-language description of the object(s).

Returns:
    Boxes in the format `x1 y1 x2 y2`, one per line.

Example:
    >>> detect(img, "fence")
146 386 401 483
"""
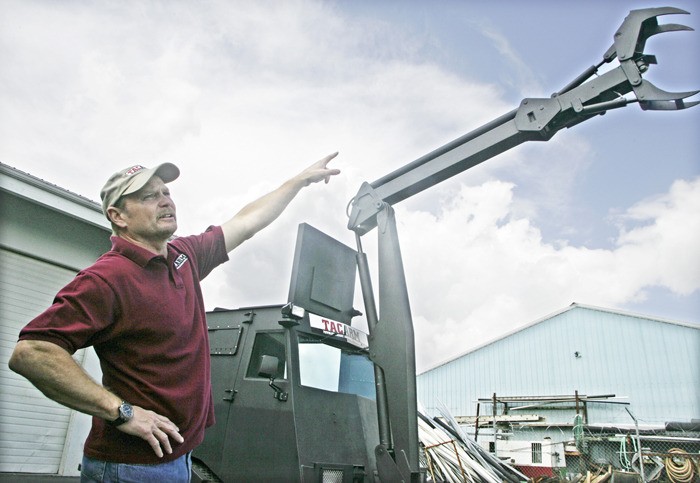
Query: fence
457 395 700 482
563 423 700 483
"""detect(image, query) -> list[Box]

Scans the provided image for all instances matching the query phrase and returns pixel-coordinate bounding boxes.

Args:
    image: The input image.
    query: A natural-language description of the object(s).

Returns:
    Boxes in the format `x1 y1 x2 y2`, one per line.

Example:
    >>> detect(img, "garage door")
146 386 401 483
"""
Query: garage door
0 248 81 473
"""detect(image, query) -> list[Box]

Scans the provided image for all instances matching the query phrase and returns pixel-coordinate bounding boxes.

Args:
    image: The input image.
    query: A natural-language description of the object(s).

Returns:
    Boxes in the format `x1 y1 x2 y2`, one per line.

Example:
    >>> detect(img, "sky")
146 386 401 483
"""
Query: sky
1 0 698 373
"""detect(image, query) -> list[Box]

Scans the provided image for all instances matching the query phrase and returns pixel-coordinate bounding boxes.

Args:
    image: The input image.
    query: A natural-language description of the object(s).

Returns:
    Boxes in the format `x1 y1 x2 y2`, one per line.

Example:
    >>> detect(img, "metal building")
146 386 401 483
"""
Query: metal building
416 303 700 477
0 163 110 477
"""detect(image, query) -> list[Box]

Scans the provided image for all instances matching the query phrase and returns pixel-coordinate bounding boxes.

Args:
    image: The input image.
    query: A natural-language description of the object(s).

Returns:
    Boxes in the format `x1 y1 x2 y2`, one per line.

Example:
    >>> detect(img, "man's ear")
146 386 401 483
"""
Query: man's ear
106 206 128 228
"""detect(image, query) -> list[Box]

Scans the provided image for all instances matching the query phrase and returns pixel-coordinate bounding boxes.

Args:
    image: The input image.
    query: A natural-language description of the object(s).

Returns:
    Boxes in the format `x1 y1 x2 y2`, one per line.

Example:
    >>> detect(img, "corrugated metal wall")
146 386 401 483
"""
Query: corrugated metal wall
417 305 700 427
0 166 111 476
0 249 79 473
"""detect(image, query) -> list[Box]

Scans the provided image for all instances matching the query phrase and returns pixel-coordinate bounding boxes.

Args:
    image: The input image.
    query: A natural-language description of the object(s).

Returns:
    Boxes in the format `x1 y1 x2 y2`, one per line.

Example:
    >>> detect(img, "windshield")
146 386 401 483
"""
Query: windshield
298 333 375 400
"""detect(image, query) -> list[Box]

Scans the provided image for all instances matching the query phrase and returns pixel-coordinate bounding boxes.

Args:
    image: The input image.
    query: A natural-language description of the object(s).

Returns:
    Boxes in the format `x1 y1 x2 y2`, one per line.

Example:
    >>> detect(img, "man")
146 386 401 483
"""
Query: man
8 153 340 482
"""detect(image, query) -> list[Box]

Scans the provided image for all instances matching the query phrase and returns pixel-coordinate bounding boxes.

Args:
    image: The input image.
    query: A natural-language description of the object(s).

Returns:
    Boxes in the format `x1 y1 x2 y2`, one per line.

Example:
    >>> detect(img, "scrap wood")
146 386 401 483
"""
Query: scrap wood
590 465 612 483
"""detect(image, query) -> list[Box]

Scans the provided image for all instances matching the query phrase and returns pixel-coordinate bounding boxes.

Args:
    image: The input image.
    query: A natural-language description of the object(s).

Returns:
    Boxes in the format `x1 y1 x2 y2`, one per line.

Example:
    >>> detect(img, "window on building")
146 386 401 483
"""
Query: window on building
531 442 542 464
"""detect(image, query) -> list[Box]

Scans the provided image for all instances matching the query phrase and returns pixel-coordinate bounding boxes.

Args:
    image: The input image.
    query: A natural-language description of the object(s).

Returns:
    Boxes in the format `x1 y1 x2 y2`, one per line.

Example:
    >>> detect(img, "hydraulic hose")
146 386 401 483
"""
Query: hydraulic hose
664 448 696 483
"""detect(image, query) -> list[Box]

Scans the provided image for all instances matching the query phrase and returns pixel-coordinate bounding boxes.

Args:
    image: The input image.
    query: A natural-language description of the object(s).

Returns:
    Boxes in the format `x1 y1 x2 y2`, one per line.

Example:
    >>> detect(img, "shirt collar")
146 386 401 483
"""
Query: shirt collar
110 236 168 268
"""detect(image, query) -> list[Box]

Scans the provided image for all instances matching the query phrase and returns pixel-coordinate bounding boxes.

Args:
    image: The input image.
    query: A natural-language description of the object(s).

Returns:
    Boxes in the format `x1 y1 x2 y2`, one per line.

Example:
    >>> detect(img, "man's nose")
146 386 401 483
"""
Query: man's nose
157 192 174 206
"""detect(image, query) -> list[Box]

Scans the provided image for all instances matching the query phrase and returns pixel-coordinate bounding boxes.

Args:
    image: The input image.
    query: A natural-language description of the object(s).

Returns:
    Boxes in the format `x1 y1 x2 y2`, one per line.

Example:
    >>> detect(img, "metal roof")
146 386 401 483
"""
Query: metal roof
417 303 700 425
420 302 699 374
0 162 109 230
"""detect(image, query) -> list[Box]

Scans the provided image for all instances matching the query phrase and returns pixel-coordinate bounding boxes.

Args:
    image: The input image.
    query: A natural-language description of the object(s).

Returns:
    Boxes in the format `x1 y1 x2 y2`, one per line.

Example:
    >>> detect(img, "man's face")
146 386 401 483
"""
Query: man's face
113 176 178 243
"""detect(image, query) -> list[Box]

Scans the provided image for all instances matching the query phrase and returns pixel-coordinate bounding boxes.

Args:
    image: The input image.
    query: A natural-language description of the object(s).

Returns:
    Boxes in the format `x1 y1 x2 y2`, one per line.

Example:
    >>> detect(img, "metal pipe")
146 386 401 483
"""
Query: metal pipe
554 60 605 96
355 232 392 449
474 402 481 442
492 393 498 458
580 97 630 115
626 408 646 483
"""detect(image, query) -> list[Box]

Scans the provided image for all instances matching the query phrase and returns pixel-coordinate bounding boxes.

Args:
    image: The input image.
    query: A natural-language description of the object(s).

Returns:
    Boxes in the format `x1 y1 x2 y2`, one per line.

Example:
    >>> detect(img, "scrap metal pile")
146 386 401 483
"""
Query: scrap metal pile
418 404 528 483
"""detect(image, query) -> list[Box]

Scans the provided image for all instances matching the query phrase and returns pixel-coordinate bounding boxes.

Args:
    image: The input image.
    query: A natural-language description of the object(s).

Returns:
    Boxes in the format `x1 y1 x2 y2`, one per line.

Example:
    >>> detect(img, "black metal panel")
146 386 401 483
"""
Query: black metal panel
196 306 301 482
288 223 358 324
293 385 379 480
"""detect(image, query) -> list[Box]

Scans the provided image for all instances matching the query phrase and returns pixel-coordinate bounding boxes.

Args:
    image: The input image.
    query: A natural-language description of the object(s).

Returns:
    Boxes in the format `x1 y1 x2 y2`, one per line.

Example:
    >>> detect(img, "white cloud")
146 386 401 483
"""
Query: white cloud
475 21 544 98
1 1 513 195
401 178 700 371
614 178 700 295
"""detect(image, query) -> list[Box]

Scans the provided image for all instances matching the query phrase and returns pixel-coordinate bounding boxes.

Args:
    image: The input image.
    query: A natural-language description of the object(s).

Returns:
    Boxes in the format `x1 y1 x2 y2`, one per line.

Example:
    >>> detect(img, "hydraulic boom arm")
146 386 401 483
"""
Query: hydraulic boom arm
348 8 697 483
349 7 697 235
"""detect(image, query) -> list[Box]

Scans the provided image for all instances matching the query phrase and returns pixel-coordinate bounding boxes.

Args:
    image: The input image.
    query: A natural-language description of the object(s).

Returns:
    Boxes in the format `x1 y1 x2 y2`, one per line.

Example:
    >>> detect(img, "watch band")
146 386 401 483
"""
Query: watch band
108 401 134 426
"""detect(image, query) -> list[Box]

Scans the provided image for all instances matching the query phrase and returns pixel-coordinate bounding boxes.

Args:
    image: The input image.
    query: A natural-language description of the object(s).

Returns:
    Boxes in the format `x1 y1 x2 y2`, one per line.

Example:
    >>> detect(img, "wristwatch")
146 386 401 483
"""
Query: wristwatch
108 401 134 426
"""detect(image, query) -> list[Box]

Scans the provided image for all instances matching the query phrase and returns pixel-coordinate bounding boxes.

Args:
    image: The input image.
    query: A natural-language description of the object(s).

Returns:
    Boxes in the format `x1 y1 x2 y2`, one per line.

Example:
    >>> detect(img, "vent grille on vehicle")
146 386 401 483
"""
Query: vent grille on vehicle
321 468 344 483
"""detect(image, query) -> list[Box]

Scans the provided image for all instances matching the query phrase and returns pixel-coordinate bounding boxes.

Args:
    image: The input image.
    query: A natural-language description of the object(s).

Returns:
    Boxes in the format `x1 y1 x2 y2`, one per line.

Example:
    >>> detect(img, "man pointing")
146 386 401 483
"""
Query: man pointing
9 153 340 482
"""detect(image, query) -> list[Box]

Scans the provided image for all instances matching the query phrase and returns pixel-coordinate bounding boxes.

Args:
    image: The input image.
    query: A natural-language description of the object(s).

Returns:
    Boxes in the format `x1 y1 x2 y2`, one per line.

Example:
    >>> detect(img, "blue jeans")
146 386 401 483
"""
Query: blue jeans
80 452 192 483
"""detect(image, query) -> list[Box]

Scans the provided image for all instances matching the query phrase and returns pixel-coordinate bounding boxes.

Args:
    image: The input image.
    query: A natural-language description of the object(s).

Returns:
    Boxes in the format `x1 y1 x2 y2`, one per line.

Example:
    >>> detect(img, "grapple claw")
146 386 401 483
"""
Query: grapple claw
614 7 690 61
635 80 700 110
602 7 699 112
652 23 694 35
640 99 700 111
635 79 698 101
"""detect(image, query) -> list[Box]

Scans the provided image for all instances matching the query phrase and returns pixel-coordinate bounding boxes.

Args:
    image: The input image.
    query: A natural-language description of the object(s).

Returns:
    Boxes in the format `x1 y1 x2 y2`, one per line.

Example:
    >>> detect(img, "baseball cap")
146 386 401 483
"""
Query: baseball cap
100 163 180 218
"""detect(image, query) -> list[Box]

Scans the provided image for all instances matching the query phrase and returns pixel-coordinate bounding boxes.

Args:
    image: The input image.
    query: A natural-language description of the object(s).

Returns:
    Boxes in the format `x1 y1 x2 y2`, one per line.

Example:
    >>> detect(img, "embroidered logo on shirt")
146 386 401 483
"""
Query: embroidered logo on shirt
174 254 189 270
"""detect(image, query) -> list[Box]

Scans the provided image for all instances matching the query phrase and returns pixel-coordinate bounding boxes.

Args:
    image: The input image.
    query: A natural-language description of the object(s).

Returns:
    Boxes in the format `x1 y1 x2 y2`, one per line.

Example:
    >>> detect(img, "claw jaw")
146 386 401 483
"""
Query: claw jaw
640 99 700 111
613 7 691 61
610 7 698 111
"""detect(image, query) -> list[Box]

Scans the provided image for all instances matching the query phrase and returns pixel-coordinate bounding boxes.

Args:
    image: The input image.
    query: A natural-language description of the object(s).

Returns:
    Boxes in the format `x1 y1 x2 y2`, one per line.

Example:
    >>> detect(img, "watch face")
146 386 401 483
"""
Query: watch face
120 403 134 419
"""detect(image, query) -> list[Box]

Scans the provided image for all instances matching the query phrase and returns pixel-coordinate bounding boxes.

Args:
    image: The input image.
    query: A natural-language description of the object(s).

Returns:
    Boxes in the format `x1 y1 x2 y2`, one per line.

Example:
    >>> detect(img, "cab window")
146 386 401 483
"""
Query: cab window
246 331 286 379
298 333 375 399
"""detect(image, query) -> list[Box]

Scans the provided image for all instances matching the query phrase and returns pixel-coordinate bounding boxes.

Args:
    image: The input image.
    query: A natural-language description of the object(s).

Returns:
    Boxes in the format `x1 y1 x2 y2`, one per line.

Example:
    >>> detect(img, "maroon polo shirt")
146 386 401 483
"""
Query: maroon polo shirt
18 226 229 464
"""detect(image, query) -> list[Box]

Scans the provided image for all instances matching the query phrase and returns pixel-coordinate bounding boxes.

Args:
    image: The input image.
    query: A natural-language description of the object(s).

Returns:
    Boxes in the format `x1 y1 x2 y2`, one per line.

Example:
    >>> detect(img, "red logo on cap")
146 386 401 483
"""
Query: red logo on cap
125 165 146 176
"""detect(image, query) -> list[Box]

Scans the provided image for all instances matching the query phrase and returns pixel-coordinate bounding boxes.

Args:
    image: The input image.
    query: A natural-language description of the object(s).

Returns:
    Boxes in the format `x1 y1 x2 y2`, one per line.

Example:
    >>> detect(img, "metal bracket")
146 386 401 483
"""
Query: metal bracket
347 182 388 235
223 389 237 402
269 380 288 402
513 97 562 137
375 445 418 483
